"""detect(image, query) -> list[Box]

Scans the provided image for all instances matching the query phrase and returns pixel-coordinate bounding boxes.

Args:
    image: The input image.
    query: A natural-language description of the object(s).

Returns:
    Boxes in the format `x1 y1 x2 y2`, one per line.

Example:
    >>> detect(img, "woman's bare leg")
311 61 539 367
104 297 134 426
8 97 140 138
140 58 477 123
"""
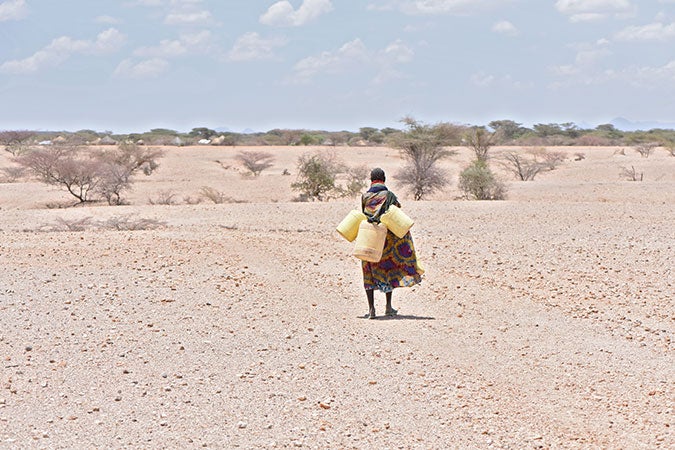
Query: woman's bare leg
366 289 376 319
385 291 397 316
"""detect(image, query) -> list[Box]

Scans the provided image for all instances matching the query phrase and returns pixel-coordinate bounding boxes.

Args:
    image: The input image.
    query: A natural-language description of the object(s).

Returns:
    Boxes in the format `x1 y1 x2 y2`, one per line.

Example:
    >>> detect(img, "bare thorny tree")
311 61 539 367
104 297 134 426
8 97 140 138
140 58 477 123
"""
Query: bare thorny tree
16 143 163 205
235 150 275 176
499 152 544 181
392 117 460 200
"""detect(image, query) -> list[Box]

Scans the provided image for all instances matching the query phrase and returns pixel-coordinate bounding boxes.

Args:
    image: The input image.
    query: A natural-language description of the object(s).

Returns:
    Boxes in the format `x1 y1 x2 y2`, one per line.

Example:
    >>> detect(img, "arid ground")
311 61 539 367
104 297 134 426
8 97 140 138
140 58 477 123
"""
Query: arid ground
1 145 673 449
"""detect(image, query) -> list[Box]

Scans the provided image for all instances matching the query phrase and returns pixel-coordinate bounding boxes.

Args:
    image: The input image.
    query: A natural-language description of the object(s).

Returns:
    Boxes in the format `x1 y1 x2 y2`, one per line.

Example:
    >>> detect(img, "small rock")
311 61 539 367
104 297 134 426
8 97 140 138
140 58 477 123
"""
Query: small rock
237 421 247 429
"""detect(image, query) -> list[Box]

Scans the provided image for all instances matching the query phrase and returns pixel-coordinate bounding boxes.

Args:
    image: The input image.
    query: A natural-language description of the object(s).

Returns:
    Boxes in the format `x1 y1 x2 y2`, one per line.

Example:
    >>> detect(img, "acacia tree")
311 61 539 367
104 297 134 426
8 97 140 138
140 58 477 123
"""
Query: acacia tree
499 151 544 181
391 117 458 200
93 143 163 204
17 145 100 203
0 130 34 156
17 143 162 205
236 150 275 176
465 127 498 161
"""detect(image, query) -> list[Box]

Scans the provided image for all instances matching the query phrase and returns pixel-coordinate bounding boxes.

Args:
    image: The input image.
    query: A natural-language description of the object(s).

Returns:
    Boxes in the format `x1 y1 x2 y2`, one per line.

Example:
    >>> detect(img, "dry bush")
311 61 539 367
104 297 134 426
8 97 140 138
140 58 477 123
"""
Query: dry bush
98 215 166 230
0 166 27 182
665 143 675 157
183 195 203 205
0 130 34 156
50 216 95 231
38 215 165 232
149 190 177 205
200 186 233 204
236 150 275 176
499 152 545 181
620 166 644 181
542 151 566 170
634 143 657 158
526 147 565 170
342 165 369 198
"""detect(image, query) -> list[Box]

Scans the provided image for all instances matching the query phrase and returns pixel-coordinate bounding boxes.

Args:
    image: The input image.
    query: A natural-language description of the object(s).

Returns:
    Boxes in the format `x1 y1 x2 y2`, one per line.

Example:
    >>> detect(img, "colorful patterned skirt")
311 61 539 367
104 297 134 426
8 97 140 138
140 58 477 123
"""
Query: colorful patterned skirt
362 230 423 293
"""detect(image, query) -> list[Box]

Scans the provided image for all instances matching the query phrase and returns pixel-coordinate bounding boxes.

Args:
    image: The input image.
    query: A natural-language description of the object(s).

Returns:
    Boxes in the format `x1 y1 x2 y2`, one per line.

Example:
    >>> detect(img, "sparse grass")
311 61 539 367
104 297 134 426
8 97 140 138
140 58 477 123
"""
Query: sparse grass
36 214 166 232
200 186 232 204
149 190 177 205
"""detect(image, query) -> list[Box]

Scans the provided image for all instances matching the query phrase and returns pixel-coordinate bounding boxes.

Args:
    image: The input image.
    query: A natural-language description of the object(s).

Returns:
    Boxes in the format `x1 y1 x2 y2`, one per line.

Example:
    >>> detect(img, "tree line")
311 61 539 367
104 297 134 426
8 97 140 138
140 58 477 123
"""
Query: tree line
2 118 673 207
3 120 675 149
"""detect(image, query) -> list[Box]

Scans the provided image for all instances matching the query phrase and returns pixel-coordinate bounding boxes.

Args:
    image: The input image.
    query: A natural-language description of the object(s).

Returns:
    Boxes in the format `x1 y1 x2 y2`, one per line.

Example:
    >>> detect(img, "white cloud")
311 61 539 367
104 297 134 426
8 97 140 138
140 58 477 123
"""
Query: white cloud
369 0 506 16
131 0 163 5
599 61 675 88
227 32 288 61
260 0 333 27
555 0 634 22
135 39 187 58
0 28 126 74
131 30 212 63
471 71 496 87
381 39 414 64
95 15 121 25
615 22 675 41
94 28 127 53
293 39 368 80
114 58 169 78
492 20 518 36
162 0 213 25
549 40 611 79
179 30 212 48
165 9 212 25
291 38 414 83
0 0 27 21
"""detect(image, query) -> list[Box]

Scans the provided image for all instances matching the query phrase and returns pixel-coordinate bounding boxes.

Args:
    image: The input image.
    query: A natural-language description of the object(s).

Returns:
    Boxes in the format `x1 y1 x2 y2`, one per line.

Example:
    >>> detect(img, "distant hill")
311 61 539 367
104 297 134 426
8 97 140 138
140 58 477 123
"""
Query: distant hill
610 117 675 131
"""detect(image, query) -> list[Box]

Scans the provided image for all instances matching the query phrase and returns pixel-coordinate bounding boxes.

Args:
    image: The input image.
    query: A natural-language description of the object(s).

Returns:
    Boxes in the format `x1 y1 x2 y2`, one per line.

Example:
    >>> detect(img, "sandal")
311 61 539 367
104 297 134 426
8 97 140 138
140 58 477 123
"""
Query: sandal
385 308 398 317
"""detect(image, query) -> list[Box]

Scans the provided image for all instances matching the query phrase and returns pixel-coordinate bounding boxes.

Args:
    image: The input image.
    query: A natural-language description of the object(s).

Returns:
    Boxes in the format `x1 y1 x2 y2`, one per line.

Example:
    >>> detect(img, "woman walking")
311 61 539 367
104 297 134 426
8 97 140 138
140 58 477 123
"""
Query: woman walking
361 168 423 319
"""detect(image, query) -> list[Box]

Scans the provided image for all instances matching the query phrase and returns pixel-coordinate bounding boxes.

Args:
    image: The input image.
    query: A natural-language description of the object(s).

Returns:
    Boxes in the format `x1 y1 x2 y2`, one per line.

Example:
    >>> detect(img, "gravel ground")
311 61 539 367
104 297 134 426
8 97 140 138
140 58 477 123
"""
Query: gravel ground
0 146 673 449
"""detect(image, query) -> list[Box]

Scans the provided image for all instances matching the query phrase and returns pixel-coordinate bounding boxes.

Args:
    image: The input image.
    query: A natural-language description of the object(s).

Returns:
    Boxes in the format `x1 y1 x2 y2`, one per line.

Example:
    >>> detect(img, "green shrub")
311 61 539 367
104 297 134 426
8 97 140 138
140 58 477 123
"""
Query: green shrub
458 159 506 200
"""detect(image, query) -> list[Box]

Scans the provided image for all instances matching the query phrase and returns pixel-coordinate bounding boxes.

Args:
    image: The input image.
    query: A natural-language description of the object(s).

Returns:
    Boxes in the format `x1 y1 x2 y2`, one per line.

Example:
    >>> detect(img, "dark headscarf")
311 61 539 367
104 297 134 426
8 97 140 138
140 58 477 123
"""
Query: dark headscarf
370 167 385 182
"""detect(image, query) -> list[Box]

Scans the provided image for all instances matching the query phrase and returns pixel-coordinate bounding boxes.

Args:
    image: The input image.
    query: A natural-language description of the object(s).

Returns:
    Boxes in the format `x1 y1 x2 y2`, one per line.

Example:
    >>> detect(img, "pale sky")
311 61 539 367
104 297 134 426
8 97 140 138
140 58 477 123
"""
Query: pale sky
1 0 675 133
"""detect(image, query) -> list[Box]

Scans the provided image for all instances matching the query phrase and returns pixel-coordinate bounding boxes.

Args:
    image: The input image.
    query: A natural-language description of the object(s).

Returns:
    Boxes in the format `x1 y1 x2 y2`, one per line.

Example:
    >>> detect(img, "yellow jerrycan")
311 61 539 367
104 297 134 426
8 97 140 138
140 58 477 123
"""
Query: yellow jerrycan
336 209 367 242
352 221 387 262
380 204 414 238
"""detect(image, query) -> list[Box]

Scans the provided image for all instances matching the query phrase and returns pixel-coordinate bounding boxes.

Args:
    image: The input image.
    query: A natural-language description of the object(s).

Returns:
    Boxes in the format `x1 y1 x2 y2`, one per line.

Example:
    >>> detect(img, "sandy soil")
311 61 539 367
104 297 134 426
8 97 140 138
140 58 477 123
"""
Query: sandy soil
0 145 673 449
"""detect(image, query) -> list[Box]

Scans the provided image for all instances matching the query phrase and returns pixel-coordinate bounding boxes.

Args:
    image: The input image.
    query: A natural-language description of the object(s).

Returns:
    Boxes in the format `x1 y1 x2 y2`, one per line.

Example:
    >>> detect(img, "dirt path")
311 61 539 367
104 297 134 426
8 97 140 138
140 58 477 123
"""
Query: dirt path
1 201 673 449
